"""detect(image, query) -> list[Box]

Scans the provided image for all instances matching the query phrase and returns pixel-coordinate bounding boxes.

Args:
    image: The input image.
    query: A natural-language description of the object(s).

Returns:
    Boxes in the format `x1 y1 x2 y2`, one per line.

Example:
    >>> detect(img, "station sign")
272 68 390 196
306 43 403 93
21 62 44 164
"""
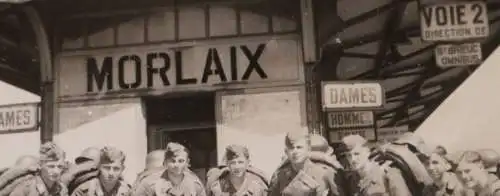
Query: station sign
327 111 374 129
377 125 409 142
435 42 482 67
328 128 376 143
420 1 489 42
57 37 302 99
322 82 384 110
0 103 39 133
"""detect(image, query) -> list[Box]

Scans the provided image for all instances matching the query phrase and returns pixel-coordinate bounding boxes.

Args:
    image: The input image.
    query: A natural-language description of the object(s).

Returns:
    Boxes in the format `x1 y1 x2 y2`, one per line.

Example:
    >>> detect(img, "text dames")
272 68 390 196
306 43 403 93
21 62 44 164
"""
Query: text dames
86 44 268 93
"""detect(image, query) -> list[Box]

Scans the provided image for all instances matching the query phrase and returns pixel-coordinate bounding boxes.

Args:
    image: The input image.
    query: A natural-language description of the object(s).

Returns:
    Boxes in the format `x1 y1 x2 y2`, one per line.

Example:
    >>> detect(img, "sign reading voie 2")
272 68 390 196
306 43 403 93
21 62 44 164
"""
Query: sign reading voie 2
420 1 489 41
58 37 301 98
322 82 384 110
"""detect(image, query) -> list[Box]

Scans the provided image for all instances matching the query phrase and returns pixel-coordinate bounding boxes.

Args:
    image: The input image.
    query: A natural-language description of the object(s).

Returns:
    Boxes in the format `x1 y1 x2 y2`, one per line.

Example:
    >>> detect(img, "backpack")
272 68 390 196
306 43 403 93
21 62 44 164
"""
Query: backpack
61 162 99 195
370 144 433 196
0 166 38 196
206 166 269 189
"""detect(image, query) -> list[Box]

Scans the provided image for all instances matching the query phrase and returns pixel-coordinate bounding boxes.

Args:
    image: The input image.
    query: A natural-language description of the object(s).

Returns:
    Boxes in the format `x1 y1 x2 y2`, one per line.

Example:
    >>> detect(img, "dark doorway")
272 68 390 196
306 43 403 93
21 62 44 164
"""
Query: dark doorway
145 92 217 184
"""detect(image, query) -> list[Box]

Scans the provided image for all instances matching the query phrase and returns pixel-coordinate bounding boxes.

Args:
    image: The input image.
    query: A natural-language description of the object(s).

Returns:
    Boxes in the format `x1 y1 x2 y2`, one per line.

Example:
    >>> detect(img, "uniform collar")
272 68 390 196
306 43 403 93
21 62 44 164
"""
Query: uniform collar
35 176 63 195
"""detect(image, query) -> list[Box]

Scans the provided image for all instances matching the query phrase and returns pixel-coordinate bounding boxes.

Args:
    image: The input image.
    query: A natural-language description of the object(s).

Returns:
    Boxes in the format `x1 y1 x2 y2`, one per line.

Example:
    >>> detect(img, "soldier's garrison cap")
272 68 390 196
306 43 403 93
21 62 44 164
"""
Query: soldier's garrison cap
100 146 126 164
39 142 66 162
285 132 310 147
165 142 189 159
224 144 249 161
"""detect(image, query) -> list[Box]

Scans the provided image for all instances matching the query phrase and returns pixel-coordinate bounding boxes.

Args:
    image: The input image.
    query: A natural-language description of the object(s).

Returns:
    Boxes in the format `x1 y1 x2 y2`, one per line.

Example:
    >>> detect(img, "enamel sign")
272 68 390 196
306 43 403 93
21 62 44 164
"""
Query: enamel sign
322 82 384 110
0 103 39 133
421 1 489 41
435 42 482 67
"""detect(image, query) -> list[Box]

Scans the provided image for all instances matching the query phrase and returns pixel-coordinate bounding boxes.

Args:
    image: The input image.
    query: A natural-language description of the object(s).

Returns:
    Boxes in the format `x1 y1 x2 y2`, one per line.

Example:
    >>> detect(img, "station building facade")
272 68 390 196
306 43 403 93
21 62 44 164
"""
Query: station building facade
53 1 308 183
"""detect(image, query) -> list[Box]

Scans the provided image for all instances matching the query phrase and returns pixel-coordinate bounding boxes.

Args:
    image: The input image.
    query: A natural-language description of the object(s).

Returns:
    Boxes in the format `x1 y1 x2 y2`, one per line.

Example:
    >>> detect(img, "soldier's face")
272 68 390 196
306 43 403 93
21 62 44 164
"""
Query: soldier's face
165 154 189 175
99 161 124 185
40 160 65 183
227 156 249 177
456 162 484 188
426 153 450 180
285 139 310 164
346 146 370 170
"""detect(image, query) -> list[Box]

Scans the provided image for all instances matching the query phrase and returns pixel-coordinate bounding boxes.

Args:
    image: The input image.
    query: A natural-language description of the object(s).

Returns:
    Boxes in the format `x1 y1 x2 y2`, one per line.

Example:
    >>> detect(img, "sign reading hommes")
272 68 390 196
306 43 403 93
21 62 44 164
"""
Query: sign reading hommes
58 38 302 98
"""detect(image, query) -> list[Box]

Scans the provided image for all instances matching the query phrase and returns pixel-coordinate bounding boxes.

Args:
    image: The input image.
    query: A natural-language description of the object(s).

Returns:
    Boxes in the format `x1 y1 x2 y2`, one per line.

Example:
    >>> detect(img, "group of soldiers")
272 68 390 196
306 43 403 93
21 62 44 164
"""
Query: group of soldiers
1 131 500 196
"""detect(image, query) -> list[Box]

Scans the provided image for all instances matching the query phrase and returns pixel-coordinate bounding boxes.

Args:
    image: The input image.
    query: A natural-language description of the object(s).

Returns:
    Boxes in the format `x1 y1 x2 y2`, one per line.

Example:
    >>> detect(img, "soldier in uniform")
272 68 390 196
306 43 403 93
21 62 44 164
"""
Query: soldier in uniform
71 146 131 196
152 142 205 196
268 132 342 196
206 144 268 196
62 147 102 194
131 150 166 196
423 146 467 196
9 142 68 196
456 150 500 196
342 135 412 196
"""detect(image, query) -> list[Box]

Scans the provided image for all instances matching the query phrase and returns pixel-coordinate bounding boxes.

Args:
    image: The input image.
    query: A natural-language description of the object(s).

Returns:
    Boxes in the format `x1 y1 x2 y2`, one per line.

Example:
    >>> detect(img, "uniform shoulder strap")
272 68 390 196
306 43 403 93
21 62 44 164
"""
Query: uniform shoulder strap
246 166 270 188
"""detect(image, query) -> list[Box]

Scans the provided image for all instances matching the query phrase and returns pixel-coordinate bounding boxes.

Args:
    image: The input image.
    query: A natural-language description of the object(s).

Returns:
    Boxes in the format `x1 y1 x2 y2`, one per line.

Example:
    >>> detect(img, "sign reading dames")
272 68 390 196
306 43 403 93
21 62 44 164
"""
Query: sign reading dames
58 38 301 99
0 103 38 133
420 1 489 41
435 42 482 67
322 82 384 110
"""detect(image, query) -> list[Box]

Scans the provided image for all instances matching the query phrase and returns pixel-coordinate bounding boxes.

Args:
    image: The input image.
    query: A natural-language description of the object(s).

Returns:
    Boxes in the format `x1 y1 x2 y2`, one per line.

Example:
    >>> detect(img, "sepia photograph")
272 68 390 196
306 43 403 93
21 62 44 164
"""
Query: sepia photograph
0 0 498 195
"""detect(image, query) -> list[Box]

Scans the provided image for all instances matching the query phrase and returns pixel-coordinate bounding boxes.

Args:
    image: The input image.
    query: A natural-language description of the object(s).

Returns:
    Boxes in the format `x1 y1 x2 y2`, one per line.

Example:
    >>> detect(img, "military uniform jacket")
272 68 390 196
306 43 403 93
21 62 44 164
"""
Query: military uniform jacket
9 176 68 196
70 178 131 196
130 168 165 196
422 172 468 196
268 159 340 196
207 172 267 196
476 174 500 196
353 162 412 196
153 170 206 196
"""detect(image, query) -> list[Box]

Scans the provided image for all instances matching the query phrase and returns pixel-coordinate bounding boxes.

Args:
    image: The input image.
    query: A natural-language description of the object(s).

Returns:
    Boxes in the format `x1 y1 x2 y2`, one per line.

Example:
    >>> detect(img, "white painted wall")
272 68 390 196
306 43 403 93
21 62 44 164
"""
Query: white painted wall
217 87 307 179
0 81 41 168
415 46 500 153
56 100 147 184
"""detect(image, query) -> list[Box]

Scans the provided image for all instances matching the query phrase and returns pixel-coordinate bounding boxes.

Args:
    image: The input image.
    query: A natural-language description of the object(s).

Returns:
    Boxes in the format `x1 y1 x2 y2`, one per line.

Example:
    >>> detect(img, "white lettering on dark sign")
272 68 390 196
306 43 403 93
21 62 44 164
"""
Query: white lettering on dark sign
327 111 374 128
435 42 482 67
421 1 489 41
328 128 376 142
322 82 384 109
86 44 268 93
0 104 38 132
377 126 409 142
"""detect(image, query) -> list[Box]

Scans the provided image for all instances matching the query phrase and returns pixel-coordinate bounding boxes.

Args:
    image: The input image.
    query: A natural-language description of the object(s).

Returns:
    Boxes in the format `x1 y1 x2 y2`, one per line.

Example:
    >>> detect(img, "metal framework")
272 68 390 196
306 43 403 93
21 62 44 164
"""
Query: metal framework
317 0 500 131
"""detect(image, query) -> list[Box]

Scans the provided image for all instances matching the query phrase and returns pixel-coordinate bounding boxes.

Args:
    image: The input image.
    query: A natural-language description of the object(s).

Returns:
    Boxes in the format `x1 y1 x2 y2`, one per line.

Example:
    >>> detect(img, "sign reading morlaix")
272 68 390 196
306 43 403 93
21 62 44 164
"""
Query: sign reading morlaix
0 103 38 132
420 1 489 41
322 82 384 110
58 38 302 98
435 42 482 67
